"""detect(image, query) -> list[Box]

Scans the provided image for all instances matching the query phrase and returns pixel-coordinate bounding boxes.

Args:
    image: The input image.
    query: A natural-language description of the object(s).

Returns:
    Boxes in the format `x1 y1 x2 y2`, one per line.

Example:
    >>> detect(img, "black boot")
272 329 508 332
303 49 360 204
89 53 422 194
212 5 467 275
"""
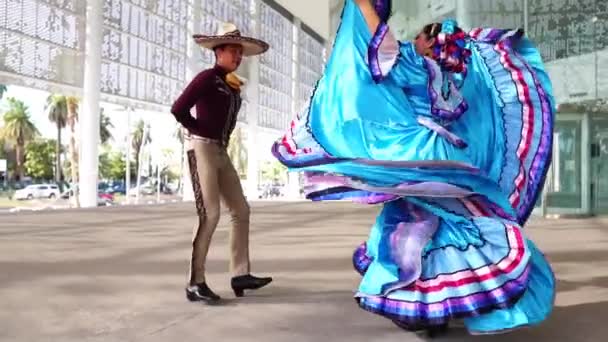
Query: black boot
230 274 272 297
186 283 221 303
391 319 424 332
426 323 449 338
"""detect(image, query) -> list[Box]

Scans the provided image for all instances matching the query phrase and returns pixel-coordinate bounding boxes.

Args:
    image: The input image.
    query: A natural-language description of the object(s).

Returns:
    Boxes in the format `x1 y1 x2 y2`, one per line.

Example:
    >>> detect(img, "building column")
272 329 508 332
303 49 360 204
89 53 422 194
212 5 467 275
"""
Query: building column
246 0 261 199
286 19 302 200
79 0 103 208
125 107 132 204
181 0 203 202
581 112 591 215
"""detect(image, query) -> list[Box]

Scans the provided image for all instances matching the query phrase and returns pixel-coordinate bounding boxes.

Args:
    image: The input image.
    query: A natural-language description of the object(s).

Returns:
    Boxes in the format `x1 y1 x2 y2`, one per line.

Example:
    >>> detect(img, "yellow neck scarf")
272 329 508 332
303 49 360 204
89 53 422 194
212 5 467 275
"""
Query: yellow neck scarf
225 73 244 91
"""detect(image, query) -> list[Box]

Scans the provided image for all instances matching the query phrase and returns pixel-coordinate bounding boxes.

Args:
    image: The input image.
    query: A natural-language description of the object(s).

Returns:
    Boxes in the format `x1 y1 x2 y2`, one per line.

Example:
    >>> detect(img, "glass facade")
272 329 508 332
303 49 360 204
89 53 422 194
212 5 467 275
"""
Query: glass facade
591 115 608 213
298 26 325 112
466 0 524 30
546 119 583 209
462 0 608 215
258 1 294 131
465 0 608 62
0 0 85 89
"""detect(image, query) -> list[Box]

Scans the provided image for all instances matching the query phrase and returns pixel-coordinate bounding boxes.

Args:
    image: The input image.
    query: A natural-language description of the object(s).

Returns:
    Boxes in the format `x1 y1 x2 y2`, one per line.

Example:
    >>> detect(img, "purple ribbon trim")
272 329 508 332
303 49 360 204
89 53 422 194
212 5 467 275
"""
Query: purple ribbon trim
373 0 391 22
368 22 390 83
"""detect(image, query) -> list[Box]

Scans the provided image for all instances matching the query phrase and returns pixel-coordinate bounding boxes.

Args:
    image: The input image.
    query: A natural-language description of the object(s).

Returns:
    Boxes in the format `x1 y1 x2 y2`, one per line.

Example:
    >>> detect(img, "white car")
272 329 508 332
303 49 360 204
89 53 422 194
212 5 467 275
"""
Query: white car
14 184 60 200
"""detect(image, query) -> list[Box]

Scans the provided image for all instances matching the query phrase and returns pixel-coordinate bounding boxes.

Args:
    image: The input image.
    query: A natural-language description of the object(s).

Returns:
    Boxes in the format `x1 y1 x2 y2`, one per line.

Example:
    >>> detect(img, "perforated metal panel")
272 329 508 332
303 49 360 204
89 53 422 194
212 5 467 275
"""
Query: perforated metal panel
100 0 190 108
0 0 85 93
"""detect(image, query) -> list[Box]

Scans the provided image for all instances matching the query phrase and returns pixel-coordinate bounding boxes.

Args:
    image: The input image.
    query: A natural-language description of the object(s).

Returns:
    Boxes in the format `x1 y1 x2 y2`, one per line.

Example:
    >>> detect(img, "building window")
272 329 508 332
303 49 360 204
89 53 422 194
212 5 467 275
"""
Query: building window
258 1 293 130
298 27 325 112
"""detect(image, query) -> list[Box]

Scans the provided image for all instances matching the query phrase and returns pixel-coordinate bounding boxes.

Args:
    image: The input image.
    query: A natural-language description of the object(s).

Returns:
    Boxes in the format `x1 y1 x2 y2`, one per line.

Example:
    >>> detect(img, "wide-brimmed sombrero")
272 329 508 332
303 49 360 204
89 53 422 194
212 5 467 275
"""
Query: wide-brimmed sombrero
193 22 269 57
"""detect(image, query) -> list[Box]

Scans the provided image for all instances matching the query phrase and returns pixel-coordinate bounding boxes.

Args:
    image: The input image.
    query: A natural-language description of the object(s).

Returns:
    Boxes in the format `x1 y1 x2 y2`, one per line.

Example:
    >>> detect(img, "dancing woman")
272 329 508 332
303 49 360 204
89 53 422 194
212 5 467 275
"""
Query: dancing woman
273 0 555 336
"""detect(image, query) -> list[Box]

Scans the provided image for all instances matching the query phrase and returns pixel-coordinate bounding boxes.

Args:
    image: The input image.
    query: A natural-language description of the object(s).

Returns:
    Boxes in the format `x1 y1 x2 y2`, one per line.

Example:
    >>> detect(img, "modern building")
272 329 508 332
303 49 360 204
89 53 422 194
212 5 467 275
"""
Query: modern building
328 0 608 216
0 0 329 205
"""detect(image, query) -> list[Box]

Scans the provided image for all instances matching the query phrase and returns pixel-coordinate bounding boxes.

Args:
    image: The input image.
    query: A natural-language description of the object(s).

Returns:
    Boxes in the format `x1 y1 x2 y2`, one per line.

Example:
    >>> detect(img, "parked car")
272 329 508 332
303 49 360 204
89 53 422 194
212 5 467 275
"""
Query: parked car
106 183 126 195
60 187 115 206
14 184 60 200
97 192 114 206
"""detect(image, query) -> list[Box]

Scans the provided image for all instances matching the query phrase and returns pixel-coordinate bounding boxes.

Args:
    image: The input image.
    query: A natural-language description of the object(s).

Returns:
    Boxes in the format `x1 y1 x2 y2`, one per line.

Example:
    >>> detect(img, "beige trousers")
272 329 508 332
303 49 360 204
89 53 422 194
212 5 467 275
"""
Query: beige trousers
186 139 250 285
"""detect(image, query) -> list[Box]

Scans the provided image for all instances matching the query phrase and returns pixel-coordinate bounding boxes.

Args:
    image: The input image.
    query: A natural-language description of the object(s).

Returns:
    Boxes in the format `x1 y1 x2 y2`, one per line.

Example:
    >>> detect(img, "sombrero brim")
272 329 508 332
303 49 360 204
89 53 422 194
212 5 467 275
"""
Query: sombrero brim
193 34 269 56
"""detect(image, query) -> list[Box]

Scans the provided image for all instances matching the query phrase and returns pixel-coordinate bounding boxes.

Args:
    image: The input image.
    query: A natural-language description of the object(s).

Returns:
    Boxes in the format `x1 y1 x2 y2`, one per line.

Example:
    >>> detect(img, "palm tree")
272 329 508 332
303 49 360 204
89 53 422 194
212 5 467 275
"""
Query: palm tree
99 108 113 145
46 95 68 188
1 98 38 181
132 119 151 180
47 95 80 204
65 97 79 206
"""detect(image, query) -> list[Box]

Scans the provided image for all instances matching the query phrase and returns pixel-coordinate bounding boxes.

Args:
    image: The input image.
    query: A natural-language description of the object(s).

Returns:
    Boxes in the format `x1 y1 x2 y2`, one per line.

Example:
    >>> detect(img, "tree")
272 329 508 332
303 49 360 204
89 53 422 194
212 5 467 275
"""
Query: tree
66 97 79 204
0 138 5 160
227 126 248 179
1 136 16 182
132 119 151 178
161 166 179 184
98 150 111 180
46 95 68 188
0 84 7 100
99 108 114 145
99 150 127 181
260 160 287 184
1 98 38 181
24 139 57 180
175 125 184 146
47 96 80 205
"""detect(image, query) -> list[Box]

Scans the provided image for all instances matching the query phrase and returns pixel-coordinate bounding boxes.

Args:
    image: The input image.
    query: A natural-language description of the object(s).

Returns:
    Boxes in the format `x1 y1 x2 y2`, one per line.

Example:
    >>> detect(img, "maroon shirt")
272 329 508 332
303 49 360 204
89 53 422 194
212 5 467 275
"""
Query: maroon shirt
171 65 242 147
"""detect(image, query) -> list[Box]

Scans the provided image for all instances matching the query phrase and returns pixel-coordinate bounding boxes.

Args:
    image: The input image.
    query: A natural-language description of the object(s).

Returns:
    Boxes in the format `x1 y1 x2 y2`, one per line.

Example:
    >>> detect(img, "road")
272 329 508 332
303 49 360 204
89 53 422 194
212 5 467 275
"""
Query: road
1 202 607 342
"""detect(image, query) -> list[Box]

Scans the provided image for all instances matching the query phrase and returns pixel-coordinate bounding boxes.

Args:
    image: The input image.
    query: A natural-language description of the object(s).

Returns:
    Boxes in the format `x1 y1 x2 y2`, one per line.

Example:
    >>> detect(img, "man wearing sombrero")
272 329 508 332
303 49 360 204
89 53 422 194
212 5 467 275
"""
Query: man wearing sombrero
171 23 272 304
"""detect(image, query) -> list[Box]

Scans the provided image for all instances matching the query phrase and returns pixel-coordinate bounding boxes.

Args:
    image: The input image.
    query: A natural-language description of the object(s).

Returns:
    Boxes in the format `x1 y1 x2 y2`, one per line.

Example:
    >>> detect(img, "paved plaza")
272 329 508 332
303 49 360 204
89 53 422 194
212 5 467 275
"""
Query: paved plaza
1 202 607 342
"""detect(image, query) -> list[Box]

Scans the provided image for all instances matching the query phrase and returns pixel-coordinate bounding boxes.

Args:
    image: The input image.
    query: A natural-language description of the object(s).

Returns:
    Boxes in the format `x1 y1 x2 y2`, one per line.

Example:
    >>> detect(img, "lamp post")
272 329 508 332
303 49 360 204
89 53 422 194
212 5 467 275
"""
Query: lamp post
591 16 599 214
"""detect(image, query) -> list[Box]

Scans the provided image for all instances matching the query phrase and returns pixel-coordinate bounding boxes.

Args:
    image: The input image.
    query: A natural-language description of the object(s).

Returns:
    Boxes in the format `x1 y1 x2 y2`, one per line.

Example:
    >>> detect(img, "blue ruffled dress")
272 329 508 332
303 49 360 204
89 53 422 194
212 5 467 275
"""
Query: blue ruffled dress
272 0 556 334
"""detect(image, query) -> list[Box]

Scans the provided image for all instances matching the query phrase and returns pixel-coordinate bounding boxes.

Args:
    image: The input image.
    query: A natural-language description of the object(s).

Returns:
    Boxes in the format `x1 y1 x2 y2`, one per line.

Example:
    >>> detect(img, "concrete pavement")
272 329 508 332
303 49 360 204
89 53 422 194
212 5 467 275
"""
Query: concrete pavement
1 202 607 342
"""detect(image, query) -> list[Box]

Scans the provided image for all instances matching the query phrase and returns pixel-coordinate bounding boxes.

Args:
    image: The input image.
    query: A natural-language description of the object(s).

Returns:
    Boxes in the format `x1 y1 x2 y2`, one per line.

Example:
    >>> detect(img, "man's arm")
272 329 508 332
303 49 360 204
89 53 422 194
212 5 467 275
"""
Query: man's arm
170 71 211 134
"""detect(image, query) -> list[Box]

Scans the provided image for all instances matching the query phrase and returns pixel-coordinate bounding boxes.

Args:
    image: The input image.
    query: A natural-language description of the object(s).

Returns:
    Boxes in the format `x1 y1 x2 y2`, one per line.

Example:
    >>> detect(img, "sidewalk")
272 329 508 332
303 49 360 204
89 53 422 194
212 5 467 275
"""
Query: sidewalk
1 202 607 341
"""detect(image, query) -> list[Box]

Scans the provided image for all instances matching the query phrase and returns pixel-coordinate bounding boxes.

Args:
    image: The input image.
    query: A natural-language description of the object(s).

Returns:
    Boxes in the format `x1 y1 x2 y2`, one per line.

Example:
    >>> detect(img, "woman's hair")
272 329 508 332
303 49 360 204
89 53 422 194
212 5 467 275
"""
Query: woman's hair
421 21 471 74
